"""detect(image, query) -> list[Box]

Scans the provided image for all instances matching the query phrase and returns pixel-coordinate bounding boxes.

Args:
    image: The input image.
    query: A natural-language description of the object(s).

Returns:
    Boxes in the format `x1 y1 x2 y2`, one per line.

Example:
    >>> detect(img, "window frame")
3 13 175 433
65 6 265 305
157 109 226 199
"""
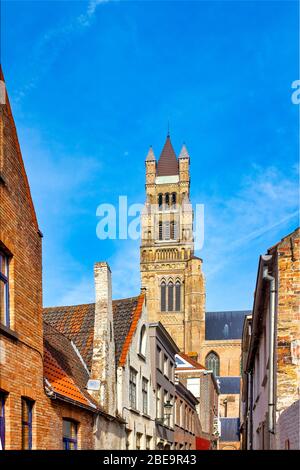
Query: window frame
205 351 220 377
129 367 137 410
142 377 148 415
62 418 78 450
21 398 33 450
0 251 10 327
160 281 166 312
0 392 6 450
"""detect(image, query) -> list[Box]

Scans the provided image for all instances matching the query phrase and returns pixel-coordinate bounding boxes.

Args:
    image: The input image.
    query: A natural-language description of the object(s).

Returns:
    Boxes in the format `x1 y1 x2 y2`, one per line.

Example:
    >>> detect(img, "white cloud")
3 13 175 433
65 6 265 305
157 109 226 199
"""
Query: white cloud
198 164 299 279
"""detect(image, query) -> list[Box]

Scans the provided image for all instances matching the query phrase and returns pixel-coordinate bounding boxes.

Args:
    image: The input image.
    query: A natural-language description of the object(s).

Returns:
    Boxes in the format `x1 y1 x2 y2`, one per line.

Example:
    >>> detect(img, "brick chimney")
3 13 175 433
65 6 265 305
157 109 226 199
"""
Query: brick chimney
89 262 116 416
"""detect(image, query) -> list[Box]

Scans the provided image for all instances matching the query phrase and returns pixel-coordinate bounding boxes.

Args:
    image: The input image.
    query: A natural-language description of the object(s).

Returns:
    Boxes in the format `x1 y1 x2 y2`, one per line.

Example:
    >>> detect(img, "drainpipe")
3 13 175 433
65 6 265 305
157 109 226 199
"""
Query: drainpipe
262 263 276 435
248 370 253 450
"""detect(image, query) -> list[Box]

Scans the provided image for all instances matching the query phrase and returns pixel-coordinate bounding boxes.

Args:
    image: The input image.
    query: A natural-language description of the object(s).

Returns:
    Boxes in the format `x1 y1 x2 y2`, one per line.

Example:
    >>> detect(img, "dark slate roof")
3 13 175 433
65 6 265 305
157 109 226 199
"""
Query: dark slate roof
156 135 179 176
44 303 95 371
112 296 140 366
220 418 240 442
217 377 241 395
205 310 251 340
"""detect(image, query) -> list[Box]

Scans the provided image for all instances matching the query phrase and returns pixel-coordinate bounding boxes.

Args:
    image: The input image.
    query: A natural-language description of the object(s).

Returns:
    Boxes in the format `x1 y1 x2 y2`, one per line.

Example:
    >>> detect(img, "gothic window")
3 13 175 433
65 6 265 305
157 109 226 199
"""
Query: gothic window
170 221 175 239
164 221 170 240
175 281 181 311
159 221 163 240
158 194 163 210
168 281 174 311
165 193 170 207
205 352 220 377
161 281 166 311
171 192 177 207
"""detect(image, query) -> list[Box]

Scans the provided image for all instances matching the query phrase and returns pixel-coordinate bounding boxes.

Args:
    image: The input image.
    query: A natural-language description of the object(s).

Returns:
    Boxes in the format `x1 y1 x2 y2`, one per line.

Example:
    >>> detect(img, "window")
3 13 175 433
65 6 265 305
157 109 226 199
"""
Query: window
159 221 163 240
160 281 166 312
21 398 33 450
170 221 175 239
175 281 181 311
163 355 168 376
0 251 10 327
157 346 162 370
165 193 170 207
158 194 163 210
146 435 152 450
171 192 176 207
0 392 6 450
129 368 137 409
139 325 147 357
168 281 174 311
136 432 142 450
156 385 162 419
142 377 148 415
164 221 170 240
63 419 78 450
205 351 220 377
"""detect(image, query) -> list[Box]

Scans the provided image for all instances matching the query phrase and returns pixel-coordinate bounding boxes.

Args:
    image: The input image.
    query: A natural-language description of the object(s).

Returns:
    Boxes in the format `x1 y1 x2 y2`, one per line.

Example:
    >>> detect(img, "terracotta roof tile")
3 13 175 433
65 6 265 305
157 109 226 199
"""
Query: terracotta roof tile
43 322 97 409
43 294 145 370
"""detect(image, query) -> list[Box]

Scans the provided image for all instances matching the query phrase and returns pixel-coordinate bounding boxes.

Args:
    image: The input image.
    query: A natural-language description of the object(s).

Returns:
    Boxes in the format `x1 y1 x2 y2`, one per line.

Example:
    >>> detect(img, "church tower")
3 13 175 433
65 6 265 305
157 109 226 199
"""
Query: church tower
140 135 205 356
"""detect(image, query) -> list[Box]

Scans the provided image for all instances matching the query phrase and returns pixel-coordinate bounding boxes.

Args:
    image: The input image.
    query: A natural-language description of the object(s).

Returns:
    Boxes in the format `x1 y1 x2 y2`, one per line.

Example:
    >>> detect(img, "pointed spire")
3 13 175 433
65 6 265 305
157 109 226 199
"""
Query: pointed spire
145 146 156 162
179 143 190 160
156 135 178 176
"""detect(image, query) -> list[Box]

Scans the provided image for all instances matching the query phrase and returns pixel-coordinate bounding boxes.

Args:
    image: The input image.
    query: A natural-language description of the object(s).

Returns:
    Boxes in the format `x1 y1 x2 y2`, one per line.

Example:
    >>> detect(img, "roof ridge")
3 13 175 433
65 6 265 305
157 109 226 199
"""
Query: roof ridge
43 302 95 311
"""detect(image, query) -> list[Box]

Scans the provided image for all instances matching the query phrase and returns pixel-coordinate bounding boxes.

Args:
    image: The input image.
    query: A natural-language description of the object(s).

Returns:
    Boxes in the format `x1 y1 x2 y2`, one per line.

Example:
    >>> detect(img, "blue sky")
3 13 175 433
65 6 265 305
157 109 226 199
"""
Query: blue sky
1 0 299 310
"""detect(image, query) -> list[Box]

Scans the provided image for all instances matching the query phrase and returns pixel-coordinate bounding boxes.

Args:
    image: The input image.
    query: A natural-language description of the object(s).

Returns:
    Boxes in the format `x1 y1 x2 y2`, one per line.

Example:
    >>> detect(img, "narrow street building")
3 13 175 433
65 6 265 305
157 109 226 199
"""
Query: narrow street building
241 228 300 449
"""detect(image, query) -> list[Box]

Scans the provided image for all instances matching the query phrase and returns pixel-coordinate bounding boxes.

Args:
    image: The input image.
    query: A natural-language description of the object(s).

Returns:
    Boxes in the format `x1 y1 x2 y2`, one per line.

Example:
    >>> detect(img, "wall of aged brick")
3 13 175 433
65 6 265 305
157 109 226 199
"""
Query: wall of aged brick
0 87 97 450
0 87 46 450
276 229 300 415
276 399 299 449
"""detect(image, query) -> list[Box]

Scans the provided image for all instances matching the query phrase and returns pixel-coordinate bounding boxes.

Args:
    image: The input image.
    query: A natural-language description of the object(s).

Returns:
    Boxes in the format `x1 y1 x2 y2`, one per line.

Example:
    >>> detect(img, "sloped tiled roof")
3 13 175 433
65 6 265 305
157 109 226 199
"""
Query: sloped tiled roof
43 293 145 370
44 303 95 371
113 294 144 366
156 135 178 176
43 322 97 409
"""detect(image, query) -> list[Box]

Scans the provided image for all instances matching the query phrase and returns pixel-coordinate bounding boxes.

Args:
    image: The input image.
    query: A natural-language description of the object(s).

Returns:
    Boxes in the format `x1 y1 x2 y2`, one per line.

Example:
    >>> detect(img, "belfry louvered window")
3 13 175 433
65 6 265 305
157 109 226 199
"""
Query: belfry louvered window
158 194 163 210
159 221 163 240
175 281 181 311
164 221 170 240
168 281 174 311
161 281 166 311
205 352 220 377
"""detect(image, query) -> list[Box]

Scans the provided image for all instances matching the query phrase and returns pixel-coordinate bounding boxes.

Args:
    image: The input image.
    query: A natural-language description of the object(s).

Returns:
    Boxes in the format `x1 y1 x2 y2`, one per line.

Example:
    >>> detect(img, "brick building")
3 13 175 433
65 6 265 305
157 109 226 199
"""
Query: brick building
241 228 300 450
0 70 123 450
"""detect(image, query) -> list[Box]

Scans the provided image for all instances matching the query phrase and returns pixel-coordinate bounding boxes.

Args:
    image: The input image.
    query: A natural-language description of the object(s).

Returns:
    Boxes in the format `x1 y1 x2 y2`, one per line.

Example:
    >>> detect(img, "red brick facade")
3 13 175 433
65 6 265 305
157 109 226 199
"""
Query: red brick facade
0 70 95 450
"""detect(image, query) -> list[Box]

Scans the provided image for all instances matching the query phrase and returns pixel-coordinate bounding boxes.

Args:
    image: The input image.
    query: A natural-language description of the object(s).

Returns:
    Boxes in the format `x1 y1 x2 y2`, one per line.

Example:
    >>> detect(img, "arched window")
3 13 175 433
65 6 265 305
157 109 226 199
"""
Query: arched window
158 221 163 240
170 221 175 239
158 194 163 209
172 192 176 207
205 351 220 377
165 193 170 207
175 281 181 311
161 281 166 311
139 325 147 356
168 281 174 311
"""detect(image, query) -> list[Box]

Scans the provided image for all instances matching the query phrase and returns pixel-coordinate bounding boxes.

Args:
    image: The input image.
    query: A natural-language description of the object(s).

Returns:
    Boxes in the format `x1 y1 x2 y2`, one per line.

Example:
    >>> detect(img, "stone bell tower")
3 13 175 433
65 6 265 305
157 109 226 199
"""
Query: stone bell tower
140 134 205 356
